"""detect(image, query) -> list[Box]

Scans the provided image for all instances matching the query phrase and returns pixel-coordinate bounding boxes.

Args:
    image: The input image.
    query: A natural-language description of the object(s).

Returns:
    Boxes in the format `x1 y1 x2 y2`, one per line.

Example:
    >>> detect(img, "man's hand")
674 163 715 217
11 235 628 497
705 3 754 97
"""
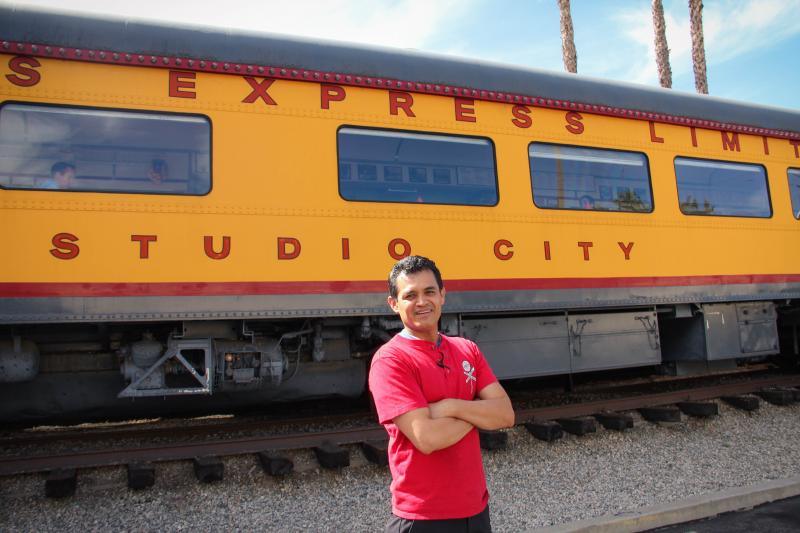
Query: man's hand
428 382 515 430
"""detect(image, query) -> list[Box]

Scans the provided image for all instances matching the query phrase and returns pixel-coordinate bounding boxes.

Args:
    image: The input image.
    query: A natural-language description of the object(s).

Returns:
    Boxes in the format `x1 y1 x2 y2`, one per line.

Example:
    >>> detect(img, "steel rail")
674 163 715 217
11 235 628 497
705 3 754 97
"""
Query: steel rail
2 365 775 446
1 374 798 477
0 426 387 476
514 375 800 421
0 409 374 446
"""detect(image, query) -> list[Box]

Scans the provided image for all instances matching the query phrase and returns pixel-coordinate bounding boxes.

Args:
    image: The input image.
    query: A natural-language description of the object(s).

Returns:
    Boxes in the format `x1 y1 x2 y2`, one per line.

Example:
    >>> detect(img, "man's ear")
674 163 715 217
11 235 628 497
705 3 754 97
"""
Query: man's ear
387 295 399 313
441 287 446 305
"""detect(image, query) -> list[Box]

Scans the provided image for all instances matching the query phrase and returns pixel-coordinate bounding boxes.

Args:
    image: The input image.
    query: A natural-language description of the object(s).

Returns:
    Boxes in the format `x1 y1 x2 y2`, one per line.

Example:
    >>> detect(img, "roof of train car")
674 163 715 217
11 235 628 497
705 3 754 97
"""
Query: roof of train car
1 4 799 136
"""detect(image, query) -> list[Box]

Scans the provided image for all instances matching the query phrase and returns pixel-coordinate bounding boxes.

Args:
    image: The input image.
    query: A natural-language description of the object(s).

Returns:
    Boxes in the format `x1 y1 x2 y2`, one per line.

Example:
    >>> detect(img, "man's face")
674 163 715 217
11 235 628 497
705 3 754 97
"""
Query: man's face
55 167 75 188
388 269 446 340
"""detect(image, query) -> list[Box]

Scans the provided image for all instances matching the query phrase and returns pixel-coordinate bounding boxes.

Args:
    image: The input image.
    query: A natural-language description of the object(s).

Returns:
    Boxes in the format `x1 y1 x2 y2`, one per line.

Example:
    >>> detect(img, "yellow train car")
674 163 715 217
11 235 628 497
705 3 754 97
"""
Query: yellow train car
1 7 799 421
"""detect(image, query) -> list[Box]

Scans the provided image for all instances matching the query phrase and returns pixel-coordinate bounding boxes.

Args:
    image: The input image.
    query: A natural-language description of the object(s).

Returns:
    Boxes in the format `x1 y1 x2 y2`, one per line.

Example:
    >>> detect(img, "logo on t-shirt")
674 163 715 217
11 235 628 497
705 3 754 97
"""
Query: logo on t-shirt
462 360 476 389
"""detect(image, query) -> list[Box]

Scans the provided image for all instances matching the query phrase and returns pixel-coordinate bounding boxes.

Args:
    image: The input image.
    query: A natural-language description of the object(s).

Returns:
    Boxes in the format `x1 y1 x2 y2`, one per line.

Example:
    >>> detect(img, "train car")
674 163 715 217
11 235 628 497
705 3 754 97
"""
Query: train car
1 7 799 422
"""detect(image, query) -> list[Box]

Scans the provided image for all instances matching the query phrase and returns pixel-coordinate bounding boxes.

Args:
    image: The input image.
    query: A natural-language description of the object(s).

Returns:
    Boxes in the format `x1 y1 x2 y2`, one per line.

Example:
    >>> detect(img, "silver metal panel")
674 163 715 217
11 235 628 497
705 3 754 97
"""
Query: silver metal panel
736 302 779 355
735 302 777 322
568 311 661 372
702 304 741 360
462 316 570 379
2 282 799 324
739 322 779 354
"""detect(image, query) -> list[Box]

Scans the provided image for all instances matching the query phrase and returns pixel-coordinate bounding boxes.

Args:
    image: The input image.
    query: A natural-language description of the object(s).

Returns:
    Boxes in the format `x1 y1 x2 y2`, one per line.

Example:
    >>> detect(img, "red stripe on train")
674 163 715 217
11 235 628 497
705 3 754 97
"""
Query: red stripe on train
2 274 800 297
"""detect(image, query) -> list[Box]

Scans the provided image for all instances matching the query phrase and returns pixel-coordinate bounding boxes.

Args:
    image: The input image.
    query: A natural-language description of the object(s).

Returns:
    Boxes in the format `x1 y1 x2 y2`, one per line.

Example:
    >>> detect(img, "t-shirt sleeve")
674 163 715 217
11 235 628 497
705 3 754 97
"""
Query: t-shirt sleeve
470 341 498 397
369 353 428 425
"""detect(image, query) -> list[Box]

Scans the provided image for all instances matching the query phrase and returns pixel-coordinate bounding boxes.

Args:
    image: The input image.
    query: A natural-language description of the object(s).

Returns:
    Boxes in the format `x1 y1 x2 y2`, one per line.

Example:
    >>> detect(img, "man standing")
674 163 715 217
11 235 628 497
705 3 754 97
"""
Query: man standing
369 256 514 533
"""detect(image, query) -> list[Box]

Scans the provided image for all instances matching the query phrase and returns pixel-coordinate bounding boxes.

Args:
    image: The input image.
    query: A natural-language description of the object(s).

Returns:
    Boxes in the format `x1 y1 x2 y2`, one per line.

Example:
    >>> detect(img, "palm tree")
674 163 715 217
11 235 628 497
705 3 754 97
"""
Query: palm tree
558 0 577 73
652 0 672 88
688 0 708 94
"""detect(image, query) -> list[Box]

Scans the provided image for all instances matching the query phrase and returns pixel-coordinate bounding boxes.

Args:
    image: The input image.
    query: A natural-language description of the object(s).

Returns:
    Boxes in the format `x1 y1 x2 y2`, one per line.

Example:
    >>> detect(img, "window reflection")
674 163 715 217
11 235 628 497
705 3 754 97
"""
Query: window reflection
529 143 653 212
675 158 770 218
338 127 498 206
0 103 211 195
789 169 800 220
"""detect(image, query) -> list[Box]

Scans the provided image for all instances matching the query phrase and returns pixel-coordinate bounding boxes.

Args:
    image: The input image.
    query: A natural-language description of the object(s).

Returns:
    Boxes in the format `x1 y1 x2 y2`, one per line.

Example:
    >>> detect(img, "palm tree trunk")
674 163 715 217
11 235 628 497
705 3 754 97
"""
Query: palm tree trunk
558 0 577 73
688 0 708 94
652 0 672 88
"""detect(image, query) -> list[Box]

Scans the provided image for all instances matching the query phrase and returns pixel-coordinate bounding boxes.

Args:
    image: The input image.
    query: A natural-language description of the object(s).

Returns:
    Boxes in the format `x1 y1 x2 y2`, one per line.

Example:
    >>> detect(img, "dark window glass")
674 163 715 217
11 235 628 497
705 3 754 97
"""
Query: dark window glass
357 164 377 181
339 163 352 181
409 167 428 183
384 165 403 182
433 168 452 184
529 143 652 212
675 157 770 217
0 103 210 194
338 127 498 206
789 169 800 219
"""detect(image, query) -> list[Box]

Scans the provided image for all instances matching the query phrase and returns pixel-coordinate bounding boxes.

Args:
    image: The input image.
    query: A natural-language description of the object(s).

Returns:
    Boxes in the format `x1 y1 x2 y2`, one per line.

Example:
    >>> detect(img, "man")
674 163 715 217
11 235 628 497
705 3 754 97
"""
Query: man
369 255 514 533
41 162 76 189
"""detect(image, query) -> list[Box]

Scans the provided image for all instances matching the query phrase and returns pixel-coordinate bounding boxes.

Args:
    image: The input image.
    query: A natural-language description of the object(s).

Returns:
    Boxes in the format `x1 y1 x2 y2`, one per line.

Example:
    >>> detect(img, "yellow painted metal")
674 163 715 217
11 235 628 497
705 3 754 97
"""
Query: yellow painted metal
1 54 798 284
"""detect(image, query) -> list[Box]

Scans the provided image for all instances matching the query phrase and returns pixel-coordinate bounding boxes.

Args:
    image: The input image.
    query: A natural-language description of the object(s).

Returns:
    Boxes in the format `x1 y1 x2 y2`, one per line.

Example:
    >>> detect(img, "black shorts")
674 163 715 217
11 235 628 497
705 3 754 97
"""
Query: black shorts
384 505 491 533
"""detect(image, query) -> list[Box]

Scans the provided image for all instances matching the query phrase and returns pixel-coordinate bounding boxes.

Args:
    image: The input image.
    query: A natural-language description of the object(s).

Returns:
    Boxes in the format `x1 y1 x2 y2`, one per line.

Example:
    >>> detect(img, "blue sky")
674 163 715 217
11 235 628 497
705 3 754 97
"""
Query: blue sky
7 0 800 110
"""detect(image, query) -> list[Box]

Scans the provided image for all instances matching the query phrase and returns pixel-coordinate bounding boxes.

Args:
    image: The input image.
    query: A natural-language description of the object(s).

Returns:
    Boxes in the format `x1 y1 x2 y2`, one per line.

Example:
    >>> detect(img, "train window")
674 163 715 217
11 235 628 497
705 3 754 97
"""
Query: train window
339 163 352 181
337 127 498 206
0 103 211 195
358 164 378 181
675 157 771 218
528 143 653 212
789 169 800 219
384 165 403 182
409 167 428 183
433 168 452 185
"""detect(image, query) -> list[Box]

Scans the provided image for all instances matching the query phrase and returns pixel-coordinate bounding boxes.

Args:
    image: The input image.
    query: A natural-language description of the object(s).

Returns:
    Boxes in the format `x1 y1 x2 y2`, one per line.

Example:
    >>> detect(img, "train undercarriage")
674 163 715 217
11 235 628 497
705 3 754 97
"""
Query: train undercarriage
1 299 798 423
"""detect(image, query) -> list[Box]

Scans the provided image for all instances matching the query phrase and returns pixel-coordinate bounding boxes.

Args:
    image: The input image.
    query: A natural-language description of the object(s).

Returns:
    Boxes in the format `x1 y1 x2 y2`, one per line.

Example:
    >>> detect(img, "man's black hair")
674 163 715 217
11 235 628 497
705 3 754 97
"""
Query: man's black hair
388 255 444 299
51 161 75 176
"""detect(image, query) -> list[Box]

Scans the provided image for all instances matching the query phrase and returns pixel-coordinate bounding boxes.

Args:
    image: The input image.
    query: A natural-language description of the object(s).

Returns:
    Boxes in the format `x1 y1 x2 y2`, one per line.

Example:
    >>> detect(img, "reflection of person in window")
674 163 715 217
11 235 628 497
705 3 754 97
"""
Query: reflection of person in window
580 195 595 209
148 159 169 185
41 162 76 189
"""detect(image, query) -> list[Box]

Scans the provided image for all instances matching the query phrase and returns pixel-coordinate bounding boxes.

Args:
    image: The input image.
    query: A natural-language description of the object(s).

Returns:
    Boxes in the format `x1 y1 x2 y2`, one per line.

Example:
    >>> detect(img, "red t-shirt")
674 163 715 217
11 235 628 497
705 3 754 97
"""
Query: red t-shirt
368 333 498 519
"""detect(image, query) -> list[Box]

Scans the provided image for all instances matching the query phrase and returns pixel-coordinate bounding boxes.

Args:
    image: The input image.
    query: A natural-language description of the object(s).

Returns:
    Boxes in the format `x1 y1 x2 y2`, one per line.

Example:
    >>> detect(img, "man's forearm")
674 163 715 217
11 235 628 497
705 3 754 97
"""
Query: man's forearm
410 414 473 454
430 397 514 430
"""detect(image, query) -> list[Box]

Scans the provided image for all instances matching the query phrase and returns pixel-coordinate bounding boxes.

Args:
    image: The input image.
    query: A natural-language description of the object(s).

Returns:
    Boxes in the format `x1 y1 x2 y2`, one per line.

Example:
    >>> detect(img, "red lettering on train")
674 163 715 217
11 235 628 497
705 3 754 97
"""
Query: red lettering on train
50 233 79 260
204 236 231 260
618 241 634 260
690 126 698 147
6 56 41 87
493 239 514 260
648 121 664 143
168 71 196 99
577 241 593 261
454 98 476 122
543 241 551 261
790 140 800 158
389 91 415 117
388 238 411 260
341 238 350 260
721 131 741 152
565 112 584 135
131 235 157 259
762 136 770 155
321 84 346 109
277 237 301 260
511 105 532 129
242 77 277 105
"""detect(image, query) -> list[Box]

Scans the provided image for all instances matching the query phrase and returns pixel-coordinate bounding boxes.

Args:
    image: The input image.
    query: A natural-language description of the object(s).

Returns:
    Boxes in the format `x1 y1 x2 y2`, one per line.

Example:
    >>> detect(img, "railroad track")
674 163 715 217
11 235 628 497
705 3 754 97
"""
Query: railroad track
1 364 778 446
2 373 799 484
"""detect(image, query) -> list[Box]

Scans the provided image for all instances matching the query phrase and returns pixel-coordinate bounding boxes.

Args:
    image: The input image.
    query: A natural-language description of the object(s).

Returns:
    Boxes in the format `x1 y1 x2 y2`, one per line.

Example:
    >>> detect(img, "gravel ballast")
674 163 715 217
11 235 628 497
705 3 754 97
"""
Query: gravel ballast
2 401 799 532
